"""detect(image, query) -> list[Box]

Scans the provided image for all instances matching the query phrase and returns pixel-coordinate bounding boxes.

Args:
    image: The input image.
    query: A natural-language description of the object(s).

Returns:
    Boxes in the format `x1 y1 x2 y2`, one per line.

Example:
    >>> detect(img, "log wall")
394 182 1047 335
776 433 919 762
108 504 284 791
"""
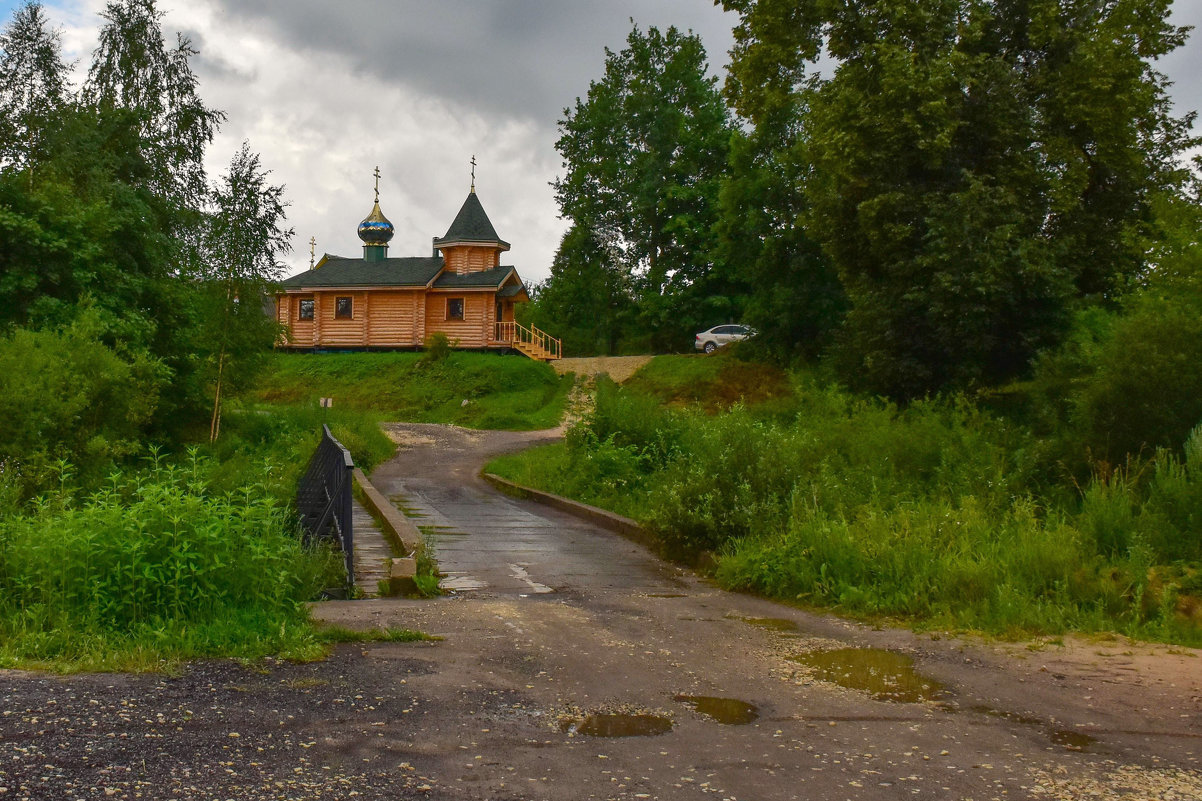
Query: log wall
365 290 423 346
313 290 367 348
277 288 509 349
443 245 500 275
425 293 492 347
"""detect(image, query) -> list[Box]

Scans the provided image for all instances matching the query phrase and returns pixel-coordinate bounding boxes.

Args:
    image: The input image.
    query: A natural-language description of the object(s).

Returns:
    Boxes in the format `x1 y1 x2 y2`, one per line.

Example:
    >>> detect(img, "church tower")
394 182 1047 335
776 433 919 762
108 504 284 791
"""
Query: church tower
357 166 394 262
433 156 510 275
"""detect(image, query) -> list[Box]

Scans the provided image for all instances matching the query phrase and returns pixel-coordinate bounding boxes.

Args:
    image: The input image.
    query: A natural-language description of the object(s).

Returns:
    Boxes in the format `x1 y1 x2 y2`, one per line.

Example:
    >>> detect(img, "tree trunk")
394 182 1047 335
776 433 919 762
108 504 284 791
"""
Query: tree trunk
209 347 225 443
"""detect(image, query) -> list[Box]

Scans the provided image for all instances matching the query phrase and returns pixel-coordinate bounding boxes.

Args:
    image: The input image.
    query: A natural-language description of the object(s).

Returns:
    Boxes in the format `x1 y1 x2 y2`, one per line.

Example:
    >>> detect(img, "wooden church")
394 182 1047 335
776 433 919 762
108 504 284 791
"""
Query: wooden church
275 169 560 360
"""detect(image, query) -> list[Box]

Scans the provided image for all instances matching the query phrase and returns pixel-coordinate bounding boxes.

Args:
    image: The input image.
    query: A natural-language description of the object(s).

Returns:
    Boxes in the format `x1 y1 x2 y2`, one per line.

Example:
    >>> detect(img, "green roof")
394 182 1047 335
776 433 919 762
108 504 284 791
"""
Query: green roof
497 283 526 298
434 192 510 249
432 265 515 289
280 256 443 288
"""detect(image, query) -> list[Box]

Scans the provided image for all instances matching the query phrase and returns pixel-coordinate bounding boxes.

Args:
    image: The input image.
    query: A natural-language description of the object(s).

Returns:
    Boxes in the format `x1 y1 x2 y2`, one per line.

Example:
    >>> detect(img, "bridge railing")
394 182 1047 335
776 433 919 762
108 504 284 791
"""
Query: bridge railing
296 424 354 586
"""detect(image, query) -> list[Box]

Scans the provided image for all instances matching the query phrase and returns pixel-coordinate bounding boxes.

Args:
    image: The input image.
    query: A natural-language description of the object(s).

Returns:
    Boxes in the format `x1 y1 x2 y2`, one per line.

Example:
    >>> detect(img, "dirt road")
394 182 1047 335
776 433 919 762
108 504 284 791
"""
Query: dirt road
2 423 1201 800
552 356 652 384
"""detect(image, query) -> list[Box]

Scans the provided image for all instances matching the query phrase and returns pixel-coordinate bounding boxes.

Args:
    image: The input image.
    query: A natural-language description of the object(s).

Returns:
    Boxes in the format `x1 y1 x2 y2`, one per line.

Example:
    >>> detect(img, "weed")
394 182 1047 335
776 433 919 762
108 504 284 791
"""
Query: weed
413 544 443 598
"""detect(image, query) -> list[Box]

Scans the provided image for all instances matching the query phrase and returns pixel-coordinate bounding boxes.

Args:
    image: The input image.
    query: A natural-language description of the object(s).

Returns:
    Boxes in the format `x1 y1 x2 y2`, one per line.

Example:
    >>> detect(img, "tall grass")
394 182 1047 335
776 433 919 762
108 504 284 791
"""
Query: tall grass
201 402 396 501
0 454 343 670
488 363 1202 644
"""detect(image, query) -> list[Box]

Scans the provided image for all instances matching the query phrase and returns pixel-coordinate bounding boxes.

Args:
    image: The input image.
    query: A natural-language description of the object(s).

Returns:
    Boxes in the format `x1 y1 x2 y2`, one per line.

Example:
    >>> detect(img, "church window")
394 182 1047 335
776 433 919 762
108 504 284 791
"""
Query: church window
447 298 464 320
298 299 314 320
335 297 353 319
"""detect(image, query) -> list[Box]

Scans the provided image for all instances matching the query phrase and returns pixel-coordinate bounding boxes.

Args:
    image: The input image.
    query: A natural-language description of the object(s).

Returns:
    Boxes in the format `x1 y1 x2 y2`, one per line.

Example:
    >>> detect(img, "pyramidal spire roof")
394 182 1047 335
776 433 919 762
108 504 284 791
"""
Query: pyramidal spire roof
434 191 510 251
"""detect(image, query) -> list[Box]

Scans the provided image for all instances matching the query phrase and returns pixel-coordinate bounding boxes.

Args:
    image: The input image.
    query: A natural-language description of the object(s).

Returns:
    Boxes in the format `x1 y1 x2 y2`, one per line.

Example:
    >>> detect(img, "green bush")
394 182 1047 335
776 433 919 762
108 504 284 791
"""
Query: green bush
614 381 1031 558
1075 299 1202 462
421 331 455 363
0 319 167 499
0 456 341 669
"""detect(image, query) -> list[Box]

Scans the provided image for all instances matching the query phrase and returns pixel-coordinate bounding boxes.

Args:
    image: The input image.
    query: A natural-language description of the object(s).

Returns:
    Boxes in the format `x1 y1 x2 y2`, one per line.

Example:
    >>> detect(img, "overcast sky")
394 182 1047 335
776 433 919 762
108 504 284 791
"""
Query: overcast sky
3 0 1201 283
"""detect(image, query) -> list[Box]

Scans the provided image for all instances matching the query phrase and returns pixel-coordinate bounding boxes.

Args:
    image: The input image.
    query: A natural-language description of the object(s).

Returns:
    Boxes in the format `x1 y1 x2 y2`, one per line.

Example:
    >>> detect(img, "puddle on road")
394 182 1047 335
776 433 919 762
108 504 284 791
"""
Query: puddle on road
790 648 944 703
674 695 759 725
740 617 800 633
560 713 674 738
967 704 1099 752
647 593 687 598
967 704 1044 727
1050 729 1098 751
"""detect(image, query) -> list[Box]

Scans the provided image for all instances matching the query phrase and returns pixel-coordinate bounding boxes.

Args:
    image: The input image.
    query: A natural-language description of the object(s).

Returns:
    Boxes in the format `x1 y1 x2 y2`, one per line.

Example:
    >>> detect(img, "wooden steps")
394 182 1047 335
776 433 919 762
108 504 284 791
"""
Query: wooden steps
495 321 561 361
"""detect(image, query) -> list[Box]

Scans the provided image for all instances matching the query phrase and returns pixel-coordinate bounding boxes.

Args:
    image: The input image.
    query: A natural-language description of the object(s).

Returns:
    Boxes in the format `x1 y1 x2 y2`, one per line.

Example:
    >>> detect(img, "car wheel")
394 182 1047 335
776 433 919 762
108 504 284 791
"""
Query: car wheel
704 341 716 354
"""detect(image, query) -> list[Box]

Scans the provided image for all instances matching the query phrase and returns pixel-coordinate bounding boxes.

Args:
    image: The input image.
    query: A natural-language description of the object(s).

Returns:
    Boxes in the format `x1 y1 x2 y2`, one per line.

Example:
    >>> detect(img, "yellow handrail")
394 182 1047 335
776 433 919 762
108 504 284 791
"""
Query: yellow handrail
494 320 561 360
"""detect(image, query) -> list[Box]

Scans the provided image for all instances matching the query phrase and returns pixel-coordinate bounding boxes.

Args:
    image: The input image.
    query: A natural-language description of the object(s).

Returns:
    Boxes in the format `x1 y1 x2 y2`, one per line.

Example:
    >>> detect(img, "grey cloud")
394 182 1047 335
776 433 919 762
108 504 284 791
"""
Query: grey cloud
205 1 1201 132
208 0 736 127
182 26 258 83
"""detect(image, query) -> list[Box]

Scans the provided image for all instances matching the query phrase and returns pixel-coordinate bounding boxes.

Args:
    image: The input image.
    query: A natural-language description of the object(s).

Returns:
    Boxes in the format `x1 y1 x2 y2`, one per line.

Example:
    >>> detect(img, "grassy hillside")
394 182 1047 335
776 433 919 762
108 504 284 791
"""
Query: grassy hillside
254 351 572 430
621 352 795 413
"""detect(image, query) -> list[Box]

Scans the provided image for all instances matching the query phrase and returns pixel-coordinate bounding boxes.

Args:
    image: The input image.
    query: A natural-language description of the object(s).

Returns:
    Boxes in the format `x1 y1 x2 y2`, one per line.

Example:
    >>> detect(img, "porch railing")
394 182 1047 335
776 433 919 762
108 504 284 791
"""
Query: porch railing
495 320 562 360
296 424 354 586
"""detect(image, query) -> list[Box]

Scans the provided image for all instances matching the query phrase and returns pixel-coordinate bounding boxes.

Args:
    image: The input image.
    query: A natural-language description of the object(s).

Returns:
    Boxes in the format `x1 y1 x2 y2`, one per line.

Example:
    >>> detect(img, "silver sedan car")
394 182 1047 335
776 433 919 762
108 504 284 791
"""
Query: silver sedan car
695 324 753 354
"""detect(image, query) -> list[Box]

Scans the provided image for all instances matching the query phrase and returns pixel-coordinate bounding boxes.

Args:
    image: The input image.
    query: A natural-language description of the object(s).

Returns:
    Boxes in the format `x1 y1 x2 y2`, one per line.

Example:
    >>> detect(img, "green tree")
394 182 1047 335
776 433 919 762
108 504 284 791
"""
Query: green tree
199 143 292 441
0 103 170 335
554 23 736 350
0 1 69 174
717 127 845 363
528 225 636 356
723 0 1197 398
83 0 224 213
1033 179 1202 463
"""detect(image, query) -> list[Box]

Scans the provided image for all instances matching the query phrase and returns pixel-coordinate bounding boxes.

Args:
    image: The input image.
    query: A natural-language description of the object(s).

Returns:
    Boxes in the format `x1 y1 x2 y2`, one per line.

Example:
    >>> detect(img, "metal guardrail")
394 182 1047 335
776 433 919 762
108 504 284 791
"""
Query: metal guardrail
296 424 354 586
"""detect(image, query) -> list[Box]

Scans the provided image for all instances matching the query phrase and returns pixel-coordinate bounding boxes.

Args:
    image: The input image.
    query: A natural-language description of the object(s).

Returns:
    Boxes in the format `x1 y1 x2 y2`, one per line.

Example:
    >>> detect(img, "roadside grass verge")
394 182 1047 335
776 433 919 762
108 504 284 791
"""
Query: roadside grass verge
486 440 651 521
487 376 1202 646
254 351 571 430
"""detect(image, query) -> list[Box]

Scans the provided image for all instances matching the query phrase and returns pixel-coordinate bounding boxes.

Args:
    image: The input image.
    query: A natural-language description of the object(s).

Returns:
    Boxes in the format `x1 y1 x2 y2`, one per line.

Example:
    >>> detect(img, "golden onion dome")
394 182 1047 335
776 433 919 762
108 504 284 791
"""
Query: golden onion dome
357 201 394 245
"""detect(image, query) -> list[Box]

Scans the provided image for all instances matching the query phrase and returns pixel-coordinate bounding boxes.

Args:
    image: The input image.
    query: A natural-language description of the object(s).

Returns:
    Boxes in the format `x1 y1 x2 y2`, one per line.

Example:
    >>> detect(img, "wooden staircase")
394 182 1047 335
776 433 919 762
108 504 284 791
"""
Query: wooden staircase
495 321 561 361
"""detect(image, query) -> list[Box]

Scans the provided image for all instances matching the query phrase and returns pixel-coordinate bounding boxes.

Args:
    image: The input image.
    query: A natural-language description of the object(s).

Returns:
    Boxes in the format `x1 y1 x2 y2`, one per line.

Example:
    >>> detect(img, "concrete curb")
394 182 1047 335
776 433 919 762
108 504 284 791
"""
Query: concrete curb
481 472 658 551
353 468 422 581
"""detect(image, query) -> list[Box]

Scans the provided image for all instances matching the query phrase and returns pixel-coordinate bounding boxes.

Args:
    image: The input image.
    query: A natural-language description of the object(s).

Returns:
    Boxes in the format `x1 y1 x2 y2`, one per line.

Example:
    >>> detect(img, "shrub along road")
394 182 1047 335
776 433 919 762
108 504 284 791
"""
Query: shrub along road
2 423 1201 800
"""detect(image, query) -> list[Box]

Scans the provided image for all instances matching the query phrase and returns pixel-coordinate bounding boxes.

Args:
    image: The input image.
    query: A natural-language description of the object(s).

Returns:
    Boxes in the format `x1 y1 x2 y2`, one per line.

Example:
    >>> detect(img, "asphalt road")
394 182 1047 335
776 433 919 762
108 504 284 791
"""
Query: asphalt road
1 423 1200 800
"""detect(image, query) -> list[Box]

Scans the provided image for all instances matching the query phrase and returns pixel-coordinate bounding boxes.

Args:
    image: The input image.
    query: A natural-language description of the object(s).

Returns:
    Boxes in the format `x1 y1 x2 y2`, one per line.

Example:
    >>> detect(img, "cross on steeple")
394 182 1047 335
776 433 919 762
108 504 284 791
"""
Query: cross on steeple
470 154 476 193
373 166 381 203
309 236 316 269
